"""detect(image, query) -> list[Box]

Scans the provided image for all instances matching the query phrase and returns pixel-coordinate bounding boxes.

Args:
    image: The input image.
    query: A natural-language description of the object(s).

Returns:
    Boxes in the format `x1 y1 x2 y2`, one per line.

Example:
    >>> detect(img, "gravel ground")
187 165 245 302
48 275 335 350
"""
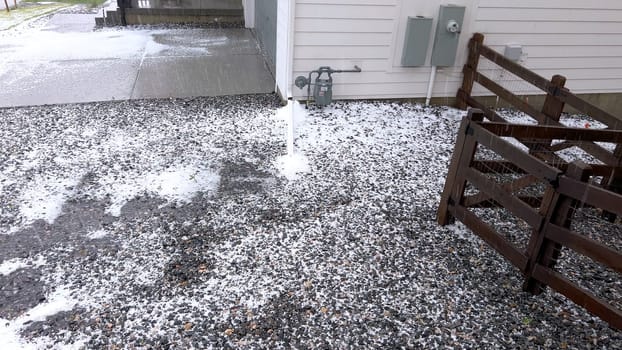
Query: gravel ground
0 95 621 349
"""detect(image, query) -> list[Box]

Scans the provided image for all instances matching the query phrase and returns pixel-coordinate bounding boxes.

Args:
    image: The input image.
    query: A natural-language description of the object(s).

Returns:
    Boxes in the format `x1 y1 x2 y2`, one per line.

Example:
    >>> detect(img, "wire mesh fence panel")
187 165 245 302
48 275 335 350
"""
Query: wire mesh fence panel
438 112 622 329
555 254 622 312
468 206 533 252
473 56 546 111
568 207 622 251
545 197 622 310
463 143 552 251
446 32 622 329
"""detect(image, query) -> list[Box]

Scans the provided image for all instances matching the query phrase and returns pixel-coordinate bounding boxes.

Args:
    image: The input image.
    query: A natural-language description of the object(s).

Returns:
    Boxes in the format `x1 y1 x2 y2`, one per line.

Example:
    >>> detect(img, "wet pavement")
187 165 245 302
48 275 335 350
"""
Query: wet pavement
0 12 274 107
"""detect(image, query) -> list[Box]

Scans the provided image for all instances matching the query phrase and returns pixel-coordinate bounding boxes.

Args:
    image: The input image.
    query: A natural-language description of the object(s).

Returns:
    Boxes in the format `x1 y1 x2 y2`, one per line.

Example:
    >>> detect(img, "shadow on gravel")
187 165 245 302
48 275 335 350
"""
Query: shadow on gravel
0 268 45 319
218 159 273 195
1 148 366 347
162 159 284 287
0 198 120 321
21 309 85 339
0 198 120 262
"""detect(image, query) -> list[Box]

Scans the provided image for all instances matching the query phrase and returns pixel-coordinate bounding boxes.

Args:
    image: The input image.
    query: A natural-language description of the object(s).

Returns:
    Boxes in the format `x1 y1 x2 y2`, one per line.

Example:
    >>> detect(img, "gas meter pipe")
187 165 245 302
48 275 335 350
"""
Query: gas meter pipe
305 66 361 107
295 66 361 107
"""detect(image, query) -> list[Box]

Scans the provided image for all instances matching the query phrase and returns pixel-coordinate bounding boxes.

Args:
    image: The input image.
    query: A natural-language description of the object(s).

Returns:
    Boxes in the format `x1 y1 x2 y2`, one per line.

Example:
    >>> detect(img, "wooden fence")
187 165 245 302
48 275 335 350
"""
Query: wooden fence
438 110 622 330
455 33 622 219
441 33 622 329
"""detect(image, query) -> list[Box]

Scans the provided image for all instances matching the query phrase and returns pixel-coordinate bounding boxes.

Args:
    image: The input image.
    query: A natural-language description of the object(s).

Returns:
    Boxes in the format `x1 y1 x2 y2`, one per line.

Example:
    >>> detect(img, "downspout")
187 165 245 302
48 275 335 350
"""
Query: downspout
286 101 295 156
275 0 295 100
286 0 296 99
243 0 255 28
425 66 436 106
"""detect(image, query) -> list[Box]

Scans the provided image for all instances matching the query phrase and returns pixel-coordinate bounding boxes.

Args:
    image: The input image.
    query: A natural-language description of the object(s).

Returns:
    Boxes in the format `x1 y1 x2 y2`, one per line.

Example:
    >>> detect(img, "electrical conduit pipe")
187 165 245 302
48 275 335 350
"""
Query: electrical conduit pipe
425 66 437 106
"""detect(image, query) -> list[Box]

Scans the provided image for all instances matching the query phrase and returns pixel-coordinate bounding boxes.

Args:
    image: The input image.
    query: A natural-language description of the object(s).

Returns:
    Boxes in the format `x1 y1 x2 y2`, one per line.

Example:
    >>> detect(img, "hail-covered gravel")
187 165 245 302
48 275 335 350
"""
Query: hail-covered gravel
0 95 620 349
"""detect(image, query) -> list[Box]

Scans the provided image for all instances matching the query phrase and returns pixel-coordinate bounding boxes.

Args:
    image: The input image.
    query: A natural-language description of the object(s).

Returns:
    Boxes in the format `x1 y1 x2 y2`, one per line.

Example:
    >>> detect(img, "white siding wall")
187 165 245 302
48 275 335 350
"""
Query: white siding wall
290 0 622 100
291 0 475 100
474 0 622 95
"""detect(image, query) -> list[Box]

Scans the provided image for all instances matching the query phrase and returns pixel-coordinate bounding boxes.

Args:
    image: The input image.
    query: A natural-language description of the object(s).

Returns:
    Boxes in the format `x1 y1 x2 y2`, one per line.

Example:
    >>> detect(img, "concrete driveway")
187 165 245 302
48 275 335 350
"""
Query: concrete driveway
0 13 274 107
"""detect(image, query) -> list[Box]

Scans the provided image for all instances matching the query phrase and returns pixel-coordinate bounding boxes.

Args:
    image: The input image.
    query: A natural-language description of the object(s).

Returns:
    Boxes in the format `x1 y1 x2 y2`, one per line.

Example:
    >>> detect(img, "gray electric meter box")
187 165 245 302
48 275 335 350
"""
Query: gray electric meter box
431 5 466 66
401 16 433 66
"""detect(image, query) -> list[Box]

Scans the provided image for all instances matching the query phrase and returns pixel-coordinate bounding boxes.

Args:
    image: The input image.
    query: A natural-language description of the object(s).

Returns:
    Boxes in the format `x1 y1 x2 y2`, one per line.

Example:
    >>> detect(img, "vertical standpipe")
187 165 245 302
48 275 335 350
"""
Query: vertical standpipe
286 100 295 156
425 66 437 106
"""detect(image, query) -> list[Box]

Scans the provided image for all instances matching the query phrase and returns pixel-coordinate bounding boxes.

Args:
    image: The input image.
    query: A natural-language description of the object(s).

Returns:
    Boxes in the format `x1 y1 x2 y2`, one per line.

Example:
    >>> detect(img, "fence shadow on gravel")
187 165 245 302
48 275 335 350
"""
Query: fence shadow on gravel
438 33 622 330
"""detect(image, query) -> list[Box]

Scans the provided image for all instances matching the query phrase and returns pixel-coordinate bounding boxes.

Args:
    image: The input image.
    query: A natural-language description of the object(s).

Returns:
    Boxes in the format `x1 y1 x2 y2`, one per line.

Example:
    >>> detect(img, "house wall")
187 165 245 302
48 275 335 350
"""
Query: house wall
255 0 278 74
474 0 622 96
290 0 622 102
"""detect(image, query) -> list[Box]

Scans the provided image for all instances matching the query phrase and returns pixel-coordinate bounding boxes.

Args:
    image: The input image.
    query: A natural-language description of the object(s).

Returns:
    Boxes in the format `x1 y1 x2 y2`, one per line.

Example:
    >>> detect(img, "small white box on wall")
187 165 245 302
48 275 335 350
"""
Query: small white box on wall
504 44 523 61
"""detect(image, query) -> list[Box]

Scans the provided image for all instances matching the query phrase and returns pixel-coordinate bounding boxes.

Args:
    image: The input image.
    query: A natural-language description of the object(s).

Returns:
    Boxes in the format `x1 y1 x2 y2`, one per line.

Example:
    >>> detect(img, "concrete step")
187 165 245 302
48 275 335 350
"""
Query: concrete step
130 0 242 10
124 8 243 25
97 0 244 26
96 10 124 26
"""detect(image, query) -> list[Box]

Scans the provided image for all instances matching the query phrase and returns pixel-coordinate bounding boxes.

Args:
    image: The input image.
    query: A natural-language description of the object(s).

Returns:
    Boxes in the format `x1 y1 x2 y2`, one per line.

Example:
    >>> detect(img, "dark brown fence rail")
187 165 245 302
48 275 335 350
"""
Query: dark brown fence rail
438 109 622 330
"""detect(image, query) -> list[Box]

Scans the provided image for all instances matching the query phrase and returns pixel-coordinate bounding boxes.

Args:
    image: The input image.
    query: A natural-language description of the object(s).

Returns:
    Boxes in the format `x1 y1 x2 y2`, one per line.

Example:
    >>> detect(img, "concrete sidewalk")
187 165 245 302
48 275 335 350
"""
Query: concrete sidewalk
0 14 274 107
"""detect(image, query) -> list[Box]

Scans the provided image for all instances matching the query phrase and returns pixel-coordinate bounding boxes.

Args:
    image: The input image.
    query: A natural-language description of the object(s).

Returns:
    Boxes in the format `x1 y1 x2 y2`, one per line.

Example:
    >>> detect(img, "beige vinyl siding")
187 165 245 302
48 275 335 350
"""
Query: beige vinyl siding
292 1 398 84
482 33 622 47
291 0 622 100
474 0 622 95
295 3 397 18
477 0 622 10
291 0 452 100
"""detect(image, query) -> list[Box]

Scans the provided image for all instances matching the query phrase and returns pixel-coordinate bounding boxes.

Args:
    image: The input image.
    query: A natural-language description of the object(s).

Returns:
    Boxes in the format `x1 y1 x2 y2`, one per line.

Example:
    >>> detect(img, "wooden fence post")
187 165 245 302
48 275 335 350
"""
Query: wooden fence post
523 160 591 294
523 75 568 158
602 144 622 222
456 33 484 110
541 75 567 124
438 109 484 225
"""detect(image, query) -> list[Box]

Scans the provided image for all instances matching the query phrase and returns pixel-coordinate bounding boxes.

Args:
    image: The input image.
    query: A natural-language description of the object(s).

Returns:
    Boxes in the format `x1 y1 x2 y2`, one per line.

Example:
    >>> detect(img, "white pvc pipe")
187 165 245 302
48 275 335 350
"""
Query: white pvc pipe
286 100 295 156
425 66 437 106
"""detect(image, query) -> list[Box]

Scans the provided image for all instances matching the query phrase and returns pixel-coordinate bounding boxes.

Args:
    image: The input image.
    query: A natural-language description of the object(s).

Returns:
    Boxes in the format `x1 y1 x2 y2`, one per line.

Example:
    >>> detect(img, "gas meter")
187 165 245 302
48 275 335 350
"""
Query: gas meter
313 67 333 106
294 65 362 107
